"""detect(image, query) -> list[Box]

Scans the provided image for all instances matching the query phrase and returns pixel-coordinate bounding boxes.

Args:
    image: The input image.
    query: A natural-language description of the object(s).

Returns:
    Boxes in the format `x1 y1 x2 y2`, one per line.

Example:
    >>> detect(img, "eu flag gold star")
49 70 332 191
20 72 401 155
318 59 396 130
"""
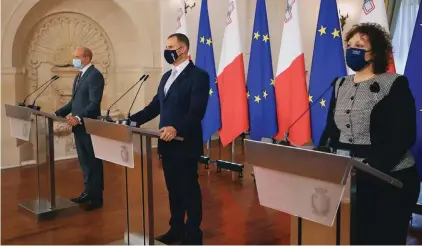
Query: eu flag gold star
320 98 326 107
308 95 313 103
270 79 275 86
263 90 268 99
247 91 250 98
318 25 327 36
263 34 270 43
200 36 205 43
331 28 340 38
206 38 212 46
254 95 261 103
254 31 260 40
209 88 213 95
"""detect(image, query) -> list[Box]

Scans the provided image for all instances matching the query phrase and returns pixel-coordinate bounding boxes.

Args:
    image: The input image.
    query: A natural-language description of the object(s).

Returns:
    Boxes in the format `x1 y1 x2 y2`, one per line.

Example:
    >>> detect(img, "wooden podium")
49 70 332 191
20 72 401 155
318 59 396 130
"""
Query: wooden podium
244 139 403 245
84 118 182 245
4 104 79 220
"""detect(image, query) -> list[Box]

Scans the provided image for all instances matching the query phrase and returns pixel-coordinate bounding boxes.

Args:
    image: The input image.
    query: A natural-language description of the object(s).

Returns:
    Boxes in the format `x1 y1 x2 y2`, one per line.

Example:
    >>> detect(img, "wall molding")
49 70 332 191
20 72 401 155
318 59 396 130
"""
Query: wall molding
1 154 78 170
1 67 25 75
20 155 78 166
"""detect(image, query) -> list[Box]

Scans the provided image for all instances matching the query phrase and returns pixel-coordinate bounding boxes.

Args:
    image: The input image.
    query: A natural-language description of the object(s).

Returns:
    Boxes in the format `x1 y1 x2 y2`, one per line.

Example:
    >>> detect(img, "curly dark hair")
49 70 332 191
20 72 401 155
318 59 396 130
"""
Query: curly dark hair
345 23 393 74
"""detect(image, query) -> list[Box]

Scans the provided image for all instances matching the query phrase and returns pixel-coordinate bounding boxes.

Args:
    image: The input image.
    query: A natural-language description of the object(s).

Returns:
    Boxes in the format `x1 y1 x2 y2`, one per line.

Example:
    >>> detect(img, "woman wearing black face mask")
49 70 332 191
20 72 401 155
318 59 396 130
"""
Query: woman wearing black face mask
319 22 419 245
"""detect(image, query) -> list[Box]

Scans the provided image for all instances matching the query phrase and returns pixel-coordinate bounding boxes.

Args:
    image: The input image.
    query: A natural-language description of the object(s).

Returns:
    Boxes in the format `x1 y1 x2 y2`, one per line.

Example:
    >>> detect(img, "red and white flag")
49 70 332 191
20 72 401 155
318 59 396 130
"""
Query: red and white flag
217 0 249 147
274 0 311 146
175 0 188 35
360 0 395 72
175 0 191 59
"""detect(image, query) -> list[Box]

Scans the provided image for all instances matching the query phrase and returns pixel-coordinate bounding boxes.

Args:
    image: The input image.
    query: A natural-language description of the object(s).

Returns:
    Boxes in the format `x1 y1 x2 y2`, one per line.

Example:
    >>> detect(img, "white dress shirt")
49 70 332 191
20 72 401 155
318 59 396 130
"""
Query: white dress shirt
80 63 92 77
164 59 189 96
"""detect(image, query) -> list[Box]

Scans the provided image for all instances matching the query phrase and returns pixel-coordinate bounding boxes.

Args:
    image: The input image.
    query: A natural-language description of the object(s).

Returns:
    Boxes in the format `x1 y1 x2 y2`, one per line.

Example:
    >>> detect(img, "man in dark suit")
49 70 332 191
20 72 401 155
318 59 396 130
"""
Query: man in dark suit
55 46 105 211
129 33 210 245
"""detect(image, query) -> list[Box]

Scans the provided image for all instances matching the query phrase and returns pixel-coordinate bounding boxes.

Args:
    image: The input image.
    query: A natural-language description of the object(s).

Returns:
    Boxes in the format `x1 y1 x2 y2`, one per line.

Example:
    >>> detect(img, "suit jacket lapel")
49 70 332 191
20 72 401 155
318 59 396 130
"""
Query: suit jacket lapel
164 62 194 101
73 65 94 96
160 71 171 101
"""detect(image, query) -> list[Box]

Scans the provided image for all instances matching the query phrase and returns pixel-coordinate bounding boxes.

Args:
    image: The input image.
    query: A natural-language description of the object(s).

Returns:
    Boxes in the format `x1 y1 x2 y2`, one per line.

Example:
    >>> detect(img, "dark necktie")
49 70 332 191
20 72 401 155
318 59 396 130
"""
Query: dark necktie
74 71 82 89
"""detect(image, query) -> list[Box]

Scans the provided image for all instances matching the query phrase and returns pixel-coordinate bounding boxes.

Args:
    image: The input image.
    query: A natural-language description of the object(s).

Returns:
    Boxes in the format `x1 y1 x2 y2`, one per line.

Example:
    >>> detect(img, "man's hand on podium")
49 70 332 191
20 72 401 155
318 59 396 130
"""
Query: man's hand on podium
159 126 177 142
67 116 81 127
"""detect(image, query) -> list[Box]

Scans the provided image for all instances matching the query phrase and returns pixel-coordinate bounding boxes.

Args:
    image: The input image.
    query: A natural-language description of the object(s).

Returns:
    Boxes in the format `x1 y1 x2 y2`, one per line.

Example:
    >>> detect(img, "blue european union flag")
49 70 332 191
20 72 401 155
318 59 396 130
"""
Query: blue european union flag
309 0 347 146
404 1 422 179
246 0 277 141
196 0 221 142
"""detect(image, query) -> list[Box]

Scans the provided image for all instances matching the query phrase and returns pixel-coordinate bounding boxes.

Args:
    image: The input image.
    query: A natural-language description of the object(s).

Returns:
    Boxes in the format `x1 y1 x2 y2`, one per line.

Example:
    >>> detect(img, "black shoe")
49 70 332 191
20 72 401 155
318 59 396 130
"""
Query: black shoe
155 228 184 244
70 191 89 204
181 230 203 245
85 199 103 211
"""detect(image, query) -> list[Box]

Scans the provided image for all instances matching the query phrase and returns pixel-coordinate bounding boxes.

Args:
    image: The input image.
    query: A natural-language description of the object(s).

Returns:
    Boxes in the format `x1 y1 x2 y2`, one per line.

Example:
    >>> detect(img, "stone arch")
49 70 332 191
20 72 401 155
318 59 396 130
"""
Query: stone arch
2 0 154 69
25 12 113 104
1 0 157 162
23 13 116 157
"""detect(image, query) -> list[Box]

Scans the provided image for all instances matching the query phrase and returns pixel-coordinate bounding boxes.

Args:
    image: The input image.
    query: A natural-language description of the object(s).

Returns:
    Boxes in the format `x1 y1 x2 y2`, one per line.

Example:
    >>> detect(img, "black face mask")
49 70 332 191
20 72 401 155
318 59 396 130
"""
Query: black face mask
164 47 183 64
346 47 372 72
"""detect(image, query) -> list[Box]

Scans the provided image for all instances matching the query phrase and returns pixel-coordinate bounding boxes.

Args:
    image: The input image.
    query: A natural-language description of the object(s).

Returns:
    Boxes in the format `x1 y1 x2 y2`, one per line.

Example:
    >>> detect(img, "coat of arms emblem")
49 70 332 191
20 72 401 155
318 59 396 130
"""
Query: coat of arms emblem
363 0 376 15
311 187 330 216
184 0 196 14
120 146 129 163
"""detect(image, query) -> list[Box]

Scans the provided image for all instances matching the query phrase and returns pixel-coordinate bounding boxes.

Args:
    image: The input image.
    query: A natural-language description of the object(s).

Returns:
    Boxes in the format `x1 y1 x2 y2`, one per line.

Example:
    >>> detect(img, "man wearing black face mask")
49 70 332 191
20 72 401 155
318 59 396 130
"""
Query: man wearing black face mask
129 33 210 245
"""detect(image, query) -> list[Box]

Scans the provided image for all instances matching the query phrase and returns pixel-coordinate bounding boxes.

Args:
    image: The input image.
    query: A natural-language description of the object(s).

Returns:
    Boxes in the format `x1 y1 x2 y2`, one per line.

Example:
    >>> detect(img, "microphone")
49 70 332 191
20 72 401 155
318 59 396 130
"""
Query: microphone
278 77 345 146
19 75 59 107
28 75 60 111
128 75 149 118
100 74 146 122
117 75 150 126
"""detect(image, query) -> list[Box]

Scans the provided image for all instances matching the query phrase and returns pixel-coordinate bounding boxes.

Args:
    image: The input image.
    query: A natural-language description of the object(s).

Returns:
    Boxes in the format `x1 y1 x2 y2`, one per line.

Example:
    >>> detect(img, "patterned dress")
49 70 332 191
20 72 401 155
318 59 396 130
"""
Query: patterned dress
333 73 415 172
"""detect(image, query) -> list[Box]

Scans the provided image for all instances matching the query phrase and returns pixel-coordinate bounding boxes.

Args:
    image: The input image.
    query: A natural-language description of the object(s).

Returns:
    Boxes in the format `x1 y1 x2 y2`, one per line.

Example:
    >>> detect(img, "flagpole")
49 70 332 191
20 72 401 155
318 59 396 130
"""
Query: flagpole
231 140 236 181
206 139 210 170
206 140 210 157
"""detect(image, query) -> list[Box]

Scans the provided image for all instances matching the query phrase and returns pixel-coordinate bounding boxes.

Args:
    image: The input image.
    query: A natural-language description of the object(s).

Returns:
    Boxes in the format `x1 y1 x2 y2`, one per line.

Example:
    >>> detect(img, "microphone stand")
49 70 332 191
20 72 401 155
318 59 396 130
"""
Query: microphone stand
117 75 149 127
99 75 146 122
28 76 60 111
19 75 58 107
277 77 344 147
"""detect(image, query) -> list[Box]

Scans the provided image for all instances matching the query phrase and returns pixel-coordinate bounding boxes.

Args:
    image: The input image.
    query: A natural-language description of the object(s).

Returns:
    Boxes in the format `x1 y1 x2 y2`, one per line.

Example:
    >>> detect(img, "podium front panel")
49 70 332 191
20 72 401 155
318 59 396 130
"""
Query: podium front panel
91 135 135 168
5 105 32 141
84 118 135 168
9 117 32 141
245 139 353 227
254 166 345 226
245 140 351 185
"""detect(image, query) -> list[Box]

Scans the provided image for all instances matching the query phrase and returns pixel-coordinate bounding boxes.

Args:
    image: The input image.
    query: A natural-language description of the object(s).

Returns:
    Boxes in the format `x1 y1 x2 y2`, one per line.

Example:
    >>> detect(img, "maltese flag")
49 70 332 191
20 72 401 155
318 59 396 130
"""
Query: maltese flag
360 0 395 72
273 0 311 146
175 0 191 59
175 0 188 35
217 0 249 146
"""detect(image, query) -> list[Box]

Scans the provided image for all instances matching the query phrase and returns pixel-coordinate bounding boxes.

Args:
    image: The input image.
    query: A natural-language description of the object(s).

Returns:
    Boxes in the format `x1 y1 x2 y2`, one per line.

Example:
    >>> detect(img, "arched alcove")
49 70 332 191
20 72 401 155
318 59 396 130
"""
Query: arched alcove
3 0 154 68
1 0 158 165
